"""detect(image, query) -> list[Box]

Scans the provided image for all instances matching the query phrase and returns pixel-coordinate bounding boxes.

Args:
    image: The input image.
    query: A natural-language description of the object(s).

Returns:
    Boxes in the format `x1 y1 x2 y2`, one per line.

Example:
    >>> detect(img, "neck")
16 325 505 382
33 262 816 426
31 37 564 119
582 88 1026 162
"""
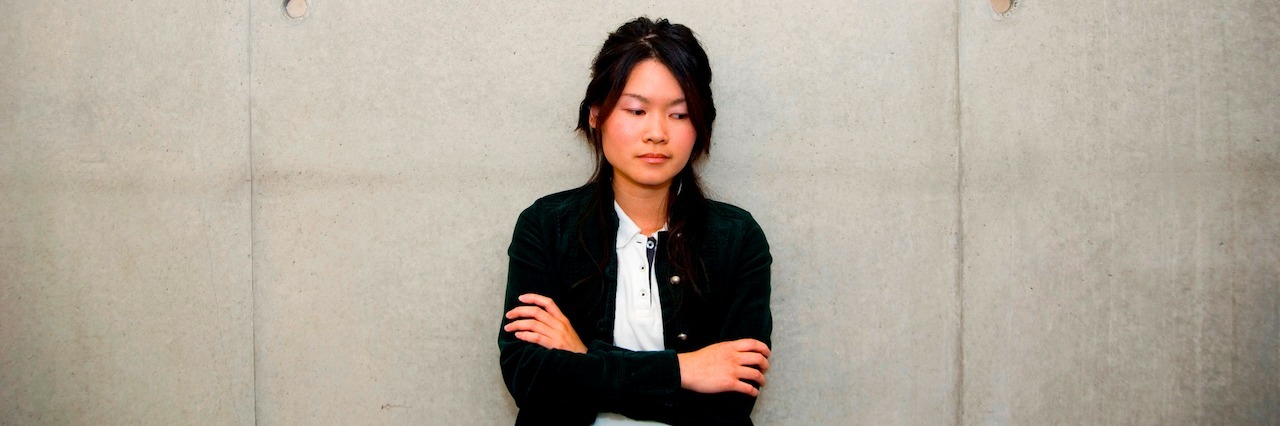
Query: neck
613 179 670 236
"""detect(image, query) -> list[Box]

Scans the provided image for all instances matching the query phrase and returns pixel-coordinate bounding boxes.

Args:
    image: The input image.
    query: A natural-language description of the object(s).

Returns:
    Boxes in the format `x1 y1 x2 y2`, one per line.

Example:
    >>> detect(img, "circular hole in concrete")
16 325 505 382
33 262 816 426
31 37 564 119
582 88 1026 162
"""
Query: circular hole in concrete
285 0 308 19
990 0 1013 14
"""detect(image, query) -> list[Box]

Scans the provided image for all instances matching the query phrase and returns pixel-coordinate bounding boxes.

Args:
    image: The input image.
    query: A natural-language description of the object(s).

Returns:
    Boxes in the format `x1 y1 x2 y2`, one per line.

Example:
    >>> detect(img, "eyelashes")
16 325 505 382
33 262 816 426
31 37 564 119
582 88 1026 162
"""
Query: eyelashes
621 109 689 120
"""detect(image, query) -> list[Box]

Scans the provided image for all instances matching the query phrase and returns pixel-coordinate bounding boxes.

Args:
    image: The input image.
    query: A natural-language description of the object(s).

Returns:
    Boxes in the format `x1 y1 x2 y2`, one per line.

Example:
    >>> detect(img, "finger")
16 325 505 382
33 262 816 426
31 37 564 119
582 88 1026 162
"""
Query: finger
732 380 760 397
506 305 546 320
737 366 765 387
506 304 550 319
504 319 557 338
733 339 771 358
505 306 561 328
739 352 769 371
507 311 565 337
513 331 549 347
519 293 569 322
756 354 771 373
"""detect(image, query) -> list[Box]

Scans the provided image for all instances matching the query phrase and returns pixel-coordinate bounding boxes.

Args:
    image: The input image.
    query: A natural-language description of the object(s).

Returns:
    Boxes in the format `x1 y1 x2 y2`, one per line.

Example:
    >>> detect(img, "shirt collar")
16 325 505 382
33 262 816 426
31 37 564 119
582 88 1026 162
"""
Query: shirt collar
613 201 667 249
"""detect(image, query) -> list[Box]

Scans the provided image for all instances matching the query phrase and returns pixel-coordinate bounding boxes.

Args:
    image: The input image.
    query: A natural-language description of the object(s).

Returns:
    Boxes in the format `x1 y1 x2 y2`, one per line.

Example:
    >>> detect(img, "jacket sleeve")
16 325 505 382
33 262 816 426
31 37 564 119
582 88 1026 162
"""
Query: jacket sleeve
675 216 773 425
498 205 683 412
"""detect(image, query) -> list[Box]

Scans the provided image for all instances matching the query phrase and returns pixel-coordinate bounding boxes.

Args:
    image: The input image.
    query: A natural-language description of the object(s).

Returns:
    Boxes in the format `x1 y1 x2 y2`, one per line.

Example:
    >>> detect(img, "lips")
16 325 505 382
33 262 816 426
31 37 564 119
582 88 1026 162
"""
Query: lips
638 153 670 164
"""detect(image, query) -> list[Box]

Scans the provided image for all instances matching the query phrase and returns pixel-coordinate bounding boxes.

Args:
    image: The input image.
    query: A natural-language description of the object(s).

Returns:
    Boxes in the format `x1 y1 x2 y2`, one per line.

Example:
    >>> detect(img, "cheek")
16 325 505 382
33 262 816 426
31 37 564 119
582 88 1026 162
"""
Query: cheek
599 128 630 165
673 127 698 158
600 118 643 152
600 117 637 143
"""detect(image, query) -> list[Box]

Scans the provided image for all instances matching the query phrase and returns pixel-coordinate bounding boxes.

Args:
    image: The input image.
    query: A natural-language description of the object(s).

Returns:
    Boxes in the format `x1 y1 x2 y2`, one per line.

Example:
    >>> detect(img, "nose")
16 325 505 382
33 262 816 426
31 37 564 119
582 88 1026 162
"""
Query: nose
643 114 668 144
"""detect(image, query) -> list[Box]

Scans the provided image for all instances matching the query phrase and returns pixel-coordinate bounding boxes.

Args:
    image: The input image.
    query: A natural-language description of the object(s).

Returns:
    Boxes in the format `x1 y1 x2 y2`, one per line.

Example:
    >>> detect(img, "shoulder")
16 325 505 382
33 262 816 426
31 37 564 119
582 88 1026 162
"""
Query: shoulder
700 199 772 274
704 199 764 234
509 186 596 254
519 185 594 222
702 198 770 256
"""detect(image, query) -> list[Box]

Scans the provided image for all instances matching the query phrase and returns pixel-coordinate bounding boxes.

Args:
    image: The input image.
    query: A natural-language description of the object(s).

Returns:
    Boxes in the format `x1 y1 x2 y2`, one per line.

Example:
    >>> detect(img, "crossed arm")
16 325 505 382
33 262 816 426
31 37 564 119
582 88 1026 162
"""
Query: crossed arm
498 206 772 423
504 293 771 397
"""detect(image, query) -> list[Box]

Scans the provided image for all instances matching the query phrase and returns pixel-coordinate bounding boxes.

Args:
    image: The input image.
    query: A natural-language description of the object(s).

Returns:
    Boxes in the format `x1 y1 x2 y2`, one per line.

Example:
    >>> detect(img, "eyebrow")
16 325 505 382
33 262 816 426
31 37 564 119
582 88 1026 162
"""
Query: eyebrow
621 93 686 106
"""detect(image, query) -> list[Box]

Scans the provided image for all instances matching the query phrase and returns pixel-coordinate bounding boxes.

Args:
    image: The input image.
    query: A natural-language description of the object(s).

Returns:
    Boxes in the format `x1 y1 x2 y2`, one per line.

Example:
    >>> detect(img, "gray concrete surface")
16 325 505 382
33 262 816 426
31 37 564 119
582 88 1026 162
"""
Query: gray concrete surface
1 1 1276 425
959 1 1279 423
0 1 254 424
249 2 958 424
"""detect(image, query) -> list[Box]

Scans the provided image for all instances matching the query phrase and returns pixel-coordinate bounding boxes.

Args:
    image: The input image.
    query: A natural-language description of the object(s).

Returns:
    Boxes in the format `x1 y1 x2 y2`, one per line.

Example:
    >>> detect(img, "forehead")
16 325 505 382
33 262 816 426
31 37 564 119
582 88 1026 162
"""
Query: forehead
619 59 685 103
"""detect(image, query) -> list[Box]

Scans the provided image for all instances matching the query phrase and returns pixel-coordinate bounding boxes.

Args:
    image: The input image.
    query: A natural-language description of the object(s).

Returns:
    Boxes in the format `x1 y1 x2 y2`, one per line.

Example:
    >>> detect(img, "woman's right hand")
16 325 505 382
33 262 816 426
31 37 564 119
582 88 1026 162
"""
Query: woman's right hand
676 339 771 396
503 293 587 354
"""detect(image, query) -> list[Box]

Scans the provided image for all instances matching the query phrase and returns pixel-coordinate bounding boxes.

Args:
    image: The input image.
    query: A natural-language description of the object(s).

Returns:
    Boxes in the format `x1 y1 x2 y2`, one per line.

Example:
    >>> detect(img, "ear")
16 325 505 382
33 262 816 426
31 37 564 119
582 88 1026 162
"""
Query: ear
589 106 600 129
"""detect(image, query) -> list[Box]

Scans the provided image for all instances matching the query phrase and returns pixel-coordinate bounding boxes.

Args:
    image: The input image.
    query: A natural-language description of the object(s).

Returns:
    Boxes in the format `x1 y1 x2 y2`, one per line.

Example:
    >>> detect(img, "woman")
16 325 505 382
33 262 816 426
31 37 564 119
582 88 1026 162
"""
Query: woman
499 17 772 425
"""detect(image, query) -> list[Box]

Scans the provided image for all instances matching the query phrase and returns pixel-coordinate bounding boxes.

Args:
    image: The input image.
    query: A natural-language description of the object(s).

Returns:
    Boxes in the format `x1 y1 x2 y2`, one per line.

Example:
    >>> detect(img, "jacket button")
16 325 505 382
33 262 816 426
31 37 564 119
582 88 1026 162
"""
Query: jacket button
677 333 688 341
670 275 681 285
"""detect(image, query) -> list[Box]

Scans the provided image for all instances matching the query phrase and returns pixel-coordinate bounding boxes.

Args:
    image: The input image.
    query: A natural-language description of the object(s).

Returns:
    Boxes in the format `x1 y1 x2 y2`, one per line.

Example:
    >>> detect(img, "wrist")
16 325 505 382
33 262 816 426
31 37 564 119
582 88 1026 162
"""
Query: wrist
675 352 691 389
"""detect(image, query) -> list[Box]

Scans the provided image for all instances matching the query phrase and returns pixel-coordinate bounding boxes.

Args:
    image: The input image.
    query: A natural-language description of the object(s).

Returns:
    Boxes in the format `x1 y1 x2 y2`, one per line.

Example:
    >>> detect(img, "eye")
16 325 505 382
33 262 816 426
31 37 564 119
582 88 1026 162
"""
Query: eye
671 113 689 120
624 109 645 116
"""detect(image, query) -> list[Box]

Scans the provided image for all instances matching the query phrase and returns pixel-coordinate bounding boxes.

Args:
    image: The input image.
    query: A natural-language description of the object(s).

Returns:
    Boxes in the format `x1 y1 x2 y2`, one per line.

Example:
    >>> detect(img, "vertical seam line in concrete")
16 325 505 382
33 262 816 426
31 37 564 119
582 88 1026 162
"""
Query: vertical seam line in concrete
952 1 966 425
245 0 258 425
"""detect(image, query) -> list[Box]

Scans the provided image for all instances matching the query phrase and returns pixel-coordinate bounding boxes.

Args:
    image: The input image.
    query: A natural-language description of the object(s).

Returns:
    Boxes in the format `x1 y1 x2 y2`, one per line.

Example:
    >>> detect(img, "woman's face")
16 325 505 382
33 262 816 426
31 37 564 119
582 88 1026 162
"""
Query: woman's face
591 59 697 194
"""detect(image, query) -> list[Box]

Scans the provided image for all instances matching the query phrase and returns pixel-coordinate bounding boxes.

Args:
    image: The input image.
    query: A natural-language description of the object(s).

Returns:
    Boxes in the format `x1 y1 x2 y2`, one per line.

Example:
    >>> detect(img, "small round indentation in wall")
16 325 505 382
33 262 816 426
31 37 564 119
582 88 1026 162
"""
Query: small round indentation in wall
990 0 1019 18
285 0 308 19
990 0 1013 14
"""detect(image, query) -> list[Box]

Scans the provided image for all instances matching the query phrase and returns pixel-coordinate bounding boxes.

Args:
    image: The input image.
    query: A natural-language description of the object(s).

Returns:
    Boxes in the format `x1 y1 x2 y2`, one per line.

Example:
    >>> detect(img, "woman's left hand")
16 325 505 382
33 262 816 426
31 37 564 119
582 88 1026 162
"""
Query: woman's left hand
504 293 587 354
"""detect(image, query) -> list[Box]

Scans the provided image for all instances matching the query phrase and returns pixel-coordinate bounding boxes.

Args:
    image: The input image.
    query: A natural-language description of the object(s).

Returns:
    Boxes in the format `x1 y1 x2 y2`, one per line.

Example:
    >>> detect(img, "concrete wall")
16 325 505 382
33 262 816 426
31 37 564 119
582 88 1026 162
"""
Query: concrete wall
0 1 253 424
960 1 1279 423
1 1 1274 424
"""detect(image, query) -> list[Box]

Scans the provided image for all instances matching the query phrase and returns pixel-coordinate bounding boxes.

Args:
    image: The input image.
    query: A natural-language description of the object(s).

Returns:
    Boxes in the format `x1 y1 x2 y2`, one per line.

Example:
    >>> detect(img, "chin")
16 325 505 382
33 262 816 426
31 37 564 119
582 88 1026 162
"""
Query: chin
614 168 681 190
633 178 676 190
643 174 680 186
644 181 675 189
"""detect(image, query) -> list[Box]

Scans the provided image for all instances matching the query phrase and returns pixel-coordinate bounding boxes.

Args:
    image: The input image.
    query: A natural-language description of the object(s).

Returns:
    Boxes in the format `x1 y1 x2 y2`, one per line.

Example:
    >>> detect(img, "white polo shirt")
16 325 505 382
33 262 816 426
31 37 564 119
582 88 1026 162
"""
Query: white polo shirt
610 201 666 352
595 202 666 426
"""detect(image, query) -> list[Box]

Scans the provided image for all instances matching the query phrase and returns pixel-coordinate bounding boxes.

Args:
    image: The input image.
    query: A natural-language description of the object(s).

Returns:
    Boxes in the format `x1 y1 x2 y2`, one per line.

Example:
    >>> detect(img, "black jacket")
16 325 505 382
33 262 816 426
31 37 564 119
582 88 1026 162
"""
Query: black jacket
499 186 772 425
